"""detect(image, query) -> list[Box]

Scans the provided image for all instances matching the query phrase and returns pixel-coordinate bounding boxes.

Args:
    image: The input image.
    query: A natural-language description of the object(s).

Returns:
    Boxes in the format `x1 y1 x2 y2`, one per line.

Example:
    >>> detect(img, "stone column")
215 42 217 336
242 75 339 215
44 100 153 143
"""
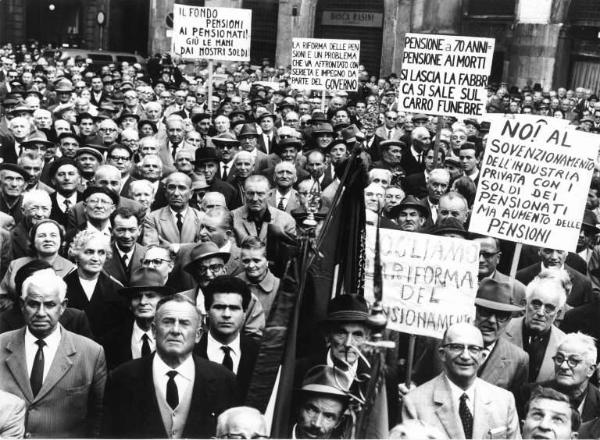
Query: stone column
275 0 318 68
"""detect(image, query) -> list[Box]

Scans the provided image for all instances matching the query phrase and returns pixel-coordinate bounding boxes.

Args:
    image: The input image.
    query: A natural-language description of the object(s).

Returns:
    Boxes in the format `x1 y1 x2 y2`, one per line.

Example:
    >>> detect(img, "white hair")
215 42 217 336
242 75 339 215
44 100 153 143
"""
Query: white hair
429 168 450 183
128 179 156 197
121 128 139 140
140 153 163 169
22 268 67 301
22 189 51 209
216 407 267 438
368 168 392 184
411 126 429 139
557 332 598 365
233 150 255 165
525 268 571 310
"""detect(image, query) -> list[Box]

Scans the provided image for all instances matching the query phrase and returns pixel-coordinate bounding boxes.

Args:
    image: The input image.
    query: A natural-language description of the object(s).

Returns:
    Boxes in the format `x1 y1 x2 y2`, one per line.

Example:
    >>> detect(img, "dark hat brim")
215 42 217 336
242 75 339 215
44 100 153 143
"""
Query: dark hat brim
183 251 231 274
0 164 29 180
474 297 524 312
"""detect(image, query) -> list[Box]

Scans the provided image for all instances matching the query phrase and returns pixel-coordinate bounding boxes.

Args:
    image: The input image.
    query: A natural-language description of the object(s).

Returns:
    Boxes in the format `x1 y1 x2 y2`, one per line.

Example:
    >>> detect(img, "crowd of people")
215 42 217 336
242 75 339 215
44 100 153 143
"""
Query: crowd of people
0 39 598 439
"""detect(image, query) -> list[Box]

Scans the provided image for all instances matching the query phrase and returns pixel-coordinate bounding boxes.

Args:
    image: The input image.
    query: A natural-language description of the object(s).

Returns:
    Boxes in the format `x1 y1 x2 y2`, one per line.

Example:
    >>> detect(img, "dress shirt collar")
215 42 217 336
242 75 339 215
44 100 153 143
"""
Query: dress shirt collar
207 331 241 359
445 374 476 411
154 352 195 383
170 206 188 219
25 324 61 348
56 192 77 210
326 348 358 383
132 320 154 344
86 220 111 236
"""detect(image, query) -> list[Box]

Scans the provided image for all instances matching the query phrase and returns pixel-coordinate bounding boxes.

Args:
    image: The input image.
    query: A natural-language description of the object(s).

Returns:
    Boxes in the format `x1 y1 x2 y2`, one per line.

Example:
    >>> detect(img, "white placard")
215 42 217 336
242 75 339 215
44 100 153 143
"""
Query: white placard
469 115 600 252
172 5 251 61
290 38 360 91
365 227 479 339
398 33 495 118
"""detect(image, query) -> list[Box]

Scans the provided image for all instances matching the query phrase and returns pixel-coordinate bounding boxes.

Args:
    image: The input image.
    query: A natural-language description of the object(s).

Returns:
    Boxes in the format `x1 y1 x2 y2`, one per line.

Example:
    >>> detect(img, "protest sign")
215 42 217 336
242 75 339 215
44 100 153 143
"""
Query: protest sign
172 5 251 61
365 227 479 339
398 33 495 118
469 115 600 252
290 38 360 91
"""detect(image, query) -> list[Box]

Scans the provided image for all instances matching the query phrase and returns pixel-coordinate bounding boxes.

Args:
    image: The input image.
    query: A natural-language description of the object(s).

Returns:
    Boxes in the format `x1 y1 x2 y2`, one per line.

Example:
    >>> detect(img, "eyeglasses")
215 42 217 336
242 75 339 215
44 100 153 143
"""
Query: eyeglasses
442 343 484 356
141 258 171 266
476 306 512 323
198 263 225 274
99 128 117 132
86 199 114 207
109 155 130 162
529 299 557 314
479 251 500 259
553 354 584 368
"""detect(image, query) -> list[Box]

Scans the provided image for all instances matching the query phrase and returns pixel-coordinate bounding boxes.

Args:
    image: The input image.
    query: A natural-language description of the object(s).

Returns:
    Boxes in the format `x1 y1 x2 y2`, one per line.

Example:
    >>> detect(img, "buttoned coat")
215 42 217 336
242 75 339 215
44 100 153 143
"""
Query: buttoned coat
402 374 520 439
142 206 204 246
231 205 296 245
0 327 107 438
103 243 147 286
267 188 302 214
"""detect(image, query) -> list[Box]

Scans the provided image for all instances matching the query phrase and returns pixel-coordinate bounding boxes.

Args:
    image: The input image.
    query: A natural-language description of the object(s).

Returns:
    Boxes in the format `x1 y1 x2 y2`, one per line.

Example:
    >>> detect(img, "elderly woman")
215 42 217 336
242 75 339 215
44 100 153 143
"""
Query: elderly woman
64 230 129 339
128 179 155 217
228 150 255 204
0 219 75 301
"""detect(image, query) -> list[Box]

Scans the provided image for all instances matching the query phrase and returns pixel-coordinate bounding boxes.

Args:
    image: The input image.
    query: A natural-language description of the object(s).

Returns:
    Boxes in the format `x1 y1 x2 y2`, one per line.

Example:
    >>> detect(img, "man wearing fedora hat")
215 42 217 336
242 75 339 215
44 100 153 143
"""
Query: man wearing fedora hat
212 132 240 180
391 195 430 233
194 147 240 209
412 279 529 397
292 365 352 439
260 137 310 185
178 241 265 339
238 123 271 173
102 267 174 370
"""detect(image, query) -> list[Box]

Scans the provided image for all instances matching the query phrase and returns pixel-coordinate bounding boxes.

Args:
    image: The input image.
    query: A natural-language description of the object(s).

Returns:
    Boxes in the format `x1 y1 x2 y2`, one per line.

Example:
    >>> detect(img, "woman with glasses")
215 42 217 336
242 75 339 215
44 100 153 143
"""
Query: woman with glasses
64 229 129 339
0 219 75 301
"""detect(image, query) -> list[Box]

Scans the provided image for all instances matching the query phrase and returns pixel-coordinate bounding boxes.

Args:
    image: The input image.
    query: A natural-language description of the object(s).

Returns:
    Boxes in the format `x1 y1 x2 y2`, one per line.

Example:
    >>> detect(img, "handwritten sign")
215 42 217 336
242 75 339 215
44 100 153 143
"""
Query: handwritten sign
290 38 360 91
172 5 251 61
469 115 600 252
365 228 479 339
398 33 495 118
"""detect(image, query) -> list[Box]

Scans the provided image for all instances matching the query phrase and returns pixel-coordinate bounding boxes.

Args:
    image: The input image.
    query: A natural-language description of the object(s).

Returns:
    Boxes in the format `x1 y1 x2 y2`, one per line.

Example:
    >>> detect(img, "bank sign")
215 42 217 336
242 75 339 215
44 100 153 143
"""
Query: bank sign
322 11 383 28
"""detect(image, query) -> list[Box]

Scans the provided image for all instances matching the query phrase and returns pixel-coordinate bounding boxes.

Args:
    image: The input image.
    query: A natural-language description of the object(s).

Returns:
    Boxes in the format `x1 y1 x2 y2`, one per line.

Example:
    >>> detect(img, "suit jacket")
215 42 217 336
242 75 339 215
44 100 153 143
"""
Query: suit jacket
0 389 25 438
400 144 425 176
503 316 565 383
231 205 296 246
267 188 302 214
142 205 204 246
402 374 520 439
103 243 147 286
100 320 135 371
561 300 600 361
90 91 110 107
49 192 83 227
0 134 18 165
413 336 529 398
9 221 30 260
257 133 278 155
490 270 527 307
206 178 242 210
120 175 137 197
194 333 259 400
67 196 144 232
0 227 11 280
102 353 239 438
375 126 403 141
404 171 428 198
63 271 129 339
0 327 107 438
0 306 93 338
516 262 594 307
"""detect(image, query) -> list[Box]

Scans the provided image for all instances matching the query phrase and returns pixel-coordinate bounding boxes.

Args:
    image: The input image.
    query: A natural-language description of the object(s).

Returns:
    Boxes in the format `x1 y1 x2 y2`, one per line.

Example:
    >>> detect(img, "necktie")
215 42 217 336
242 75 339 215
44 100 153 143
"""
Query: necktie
417 152 423 164
30 339 46 396
141 333 150 357
176 213 183 233
388 129 392 139
459 393 473 439
63 198 72 215
277 197 285 211
166 371 179 410
122 253 129 270
221 346 233 371
222 164 229 180
171 143 178 160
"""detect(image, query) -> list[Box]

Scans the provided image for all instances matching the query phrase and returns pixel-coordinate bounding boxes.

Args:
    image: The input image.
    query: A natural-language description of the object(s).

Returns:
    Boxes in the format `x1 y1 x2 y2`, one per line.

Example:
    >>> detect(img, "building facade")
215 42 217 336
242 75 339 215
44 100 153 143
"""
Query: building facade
1 0 600 91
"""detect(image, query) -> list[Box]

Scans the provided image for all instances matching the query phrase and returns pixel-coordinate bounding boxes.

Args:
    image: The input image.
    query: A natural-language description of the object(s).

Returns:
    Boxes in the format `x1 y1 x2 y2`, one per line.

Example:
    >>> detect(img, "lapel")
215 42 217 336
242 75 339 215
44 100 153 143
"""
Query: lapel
182 357 214 437
181 209 200 242
137 354 169 437
472 379 494 439
583 383 600 421
158 207 179 242
240 207 258 237
107 244 127 282
4 328 34 402
130 244 146 274
34 329 76 403
538 327 561 382
480 338 510 384
502 317 524 348
433 375 464 439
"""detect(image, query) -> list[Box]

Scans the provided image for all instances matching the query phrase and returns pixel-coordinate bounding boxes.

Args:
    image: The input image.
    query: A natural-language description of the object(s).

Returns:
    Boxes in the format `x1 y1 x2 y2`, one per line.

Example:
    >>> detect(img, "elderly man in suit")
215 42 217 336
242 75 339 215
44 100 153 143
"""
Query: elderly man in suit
472 235 527 306
105 206 147 286
232 175 296 246
518 332 600 423
237 123 271 173
412 279 529 397
402 323 520 439
0 390 25 438
517 247 594 307
142 172 204 247
102 268 174 370
193 276 258 399
102 294 239 438
0 269 106 438
267 161 302 214
503 269 568 383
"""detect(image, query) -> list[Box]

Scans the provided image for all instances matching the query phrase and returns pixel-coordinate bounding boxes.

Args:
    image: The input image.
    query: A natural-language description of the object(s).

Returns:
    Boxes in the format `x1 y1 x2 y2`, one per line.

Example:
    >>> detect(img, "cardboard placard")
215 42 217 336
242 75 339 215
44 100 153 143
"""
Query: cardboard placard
172 5 251 61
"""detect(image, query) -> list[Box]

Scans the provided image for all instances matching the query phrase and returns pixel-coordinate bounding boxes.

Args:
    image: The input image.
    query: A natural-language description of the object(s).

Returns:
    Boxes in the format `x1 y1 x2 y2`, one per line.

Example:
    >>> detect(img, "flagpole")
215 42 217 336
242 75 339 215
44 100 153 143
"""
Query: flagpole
405 334 416 387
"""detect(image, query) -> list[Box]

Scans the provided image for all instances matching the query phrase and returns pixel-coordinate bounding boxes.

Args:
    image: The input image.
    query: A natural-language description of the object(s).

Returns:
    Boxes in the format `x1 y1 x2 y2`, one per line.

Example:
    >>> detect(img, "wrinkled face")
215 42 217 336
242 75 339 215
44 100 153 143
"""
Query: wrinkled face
60 137 79 158
99 124 118 143
398 207 425 231
385 187 404 210
196 256 227 287
77 236 109 274
525 283 562 333
141 158 162 181
554 340 595 389
328 144 347 165
142 248 174 281
245 180 269 213
327 322 369 366
167 122 185 144
52 164 79 193
1 170 25 198
306 154 325 179
23 196 51 226
199 215 229 248
522 398 574 440
140 142 159 157
207 293 245 339
241 247 268 280
175 154 194 174
153 300 201 361
131 186 153 211
260 116 274 132
240 135 258 153
539 248 567 268
34 112 52 129
33 222 61 256
145 106 162 122
438 326 484 385
10 119 29 139
438 197 468 224
113 214 140 251
275 166 296 189
234 158 254 179
474 305 512 345
21 284 66 339
84 192 115 222
21 156 43 184
427 175 449 204
382 145 402 165
364 186 384 212
196 161 218 183
474 237 500 278
130 291 161 321
95 169 122 194
296 396 345 440
165 174 191 210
